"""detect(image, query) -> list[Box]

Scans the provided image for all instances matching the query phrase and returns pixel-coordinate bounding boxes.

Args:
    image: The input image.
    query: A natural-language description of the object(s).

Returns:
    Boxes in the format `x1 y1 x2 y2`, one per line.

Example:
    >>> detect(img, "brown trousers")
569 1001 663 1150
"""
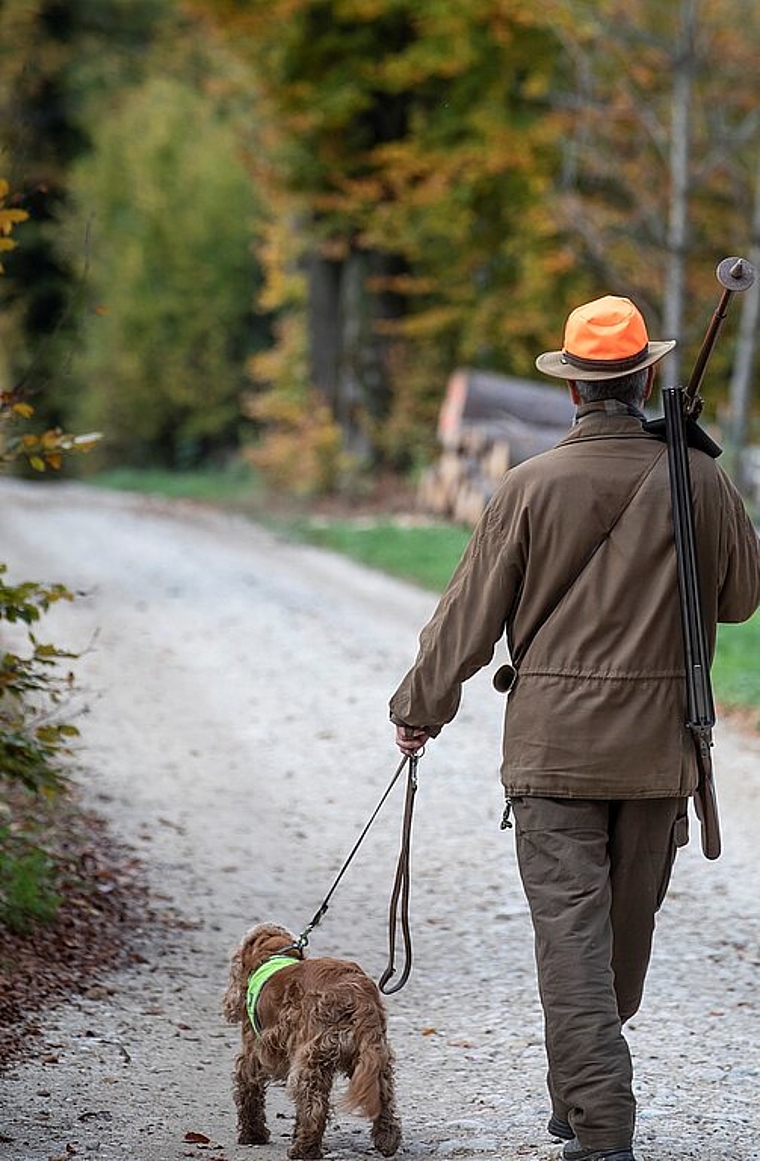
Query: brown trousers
512 795 688 1151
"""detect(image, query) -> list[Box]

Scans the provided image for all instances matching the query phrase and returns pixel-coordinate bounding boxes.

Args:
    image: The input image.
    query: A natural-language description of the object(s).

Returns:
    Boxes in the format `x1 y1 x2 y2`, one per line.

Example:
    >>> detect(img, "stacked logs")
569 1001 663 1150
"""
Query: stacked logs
417 368 574 526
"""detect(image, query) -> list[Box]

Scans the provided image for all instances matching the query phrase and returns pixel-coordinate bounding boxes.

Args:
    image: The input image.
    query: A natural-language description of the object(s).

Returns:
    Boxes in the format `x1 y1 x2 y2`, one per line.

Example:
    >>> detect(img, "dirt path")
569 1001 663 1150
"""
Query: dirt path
0 479 758 1161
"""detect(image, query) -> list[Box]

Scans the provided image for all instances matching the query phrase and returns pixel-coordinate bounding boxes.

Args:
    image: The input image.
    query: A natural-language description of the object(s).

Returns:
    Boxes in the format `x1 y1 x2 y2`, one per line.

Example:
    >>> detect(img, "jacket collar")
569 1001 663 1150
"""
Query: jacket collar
558 400 654 446
573 399 647 423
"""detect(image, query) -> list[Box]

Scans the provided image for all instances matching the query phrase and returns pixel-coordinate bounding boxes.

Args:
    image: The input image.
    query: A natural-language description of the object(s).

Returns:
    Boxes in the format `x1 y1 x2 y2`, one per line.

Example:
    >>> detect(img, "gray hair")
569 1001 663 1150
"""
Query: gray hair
574 368 650 409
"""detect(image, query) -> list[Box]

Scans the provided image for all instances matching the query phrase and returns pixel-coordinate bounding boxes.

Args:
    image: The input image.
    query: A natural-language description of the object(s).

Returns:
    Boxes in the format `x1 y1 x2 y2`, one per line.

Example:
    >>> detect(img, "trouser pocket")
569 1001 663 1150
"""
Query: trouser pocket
655 798 689 908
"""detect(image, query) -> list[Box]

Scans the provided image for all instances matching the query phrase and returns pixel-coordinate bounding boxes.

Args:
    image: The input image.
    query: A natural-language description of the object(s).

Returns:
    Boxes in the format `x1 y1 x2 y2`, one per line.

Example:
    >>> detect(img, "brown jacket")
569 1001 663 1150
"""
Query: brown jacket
390 405 760 798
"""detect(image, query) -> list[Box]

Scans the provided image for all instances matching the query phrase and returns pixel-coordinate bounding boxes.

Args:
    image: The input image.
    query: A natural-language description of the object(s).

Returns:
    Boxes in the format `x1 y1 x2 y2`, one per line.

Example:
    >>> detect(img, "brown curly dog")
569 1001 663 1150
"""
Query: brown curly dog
222 922 402 1159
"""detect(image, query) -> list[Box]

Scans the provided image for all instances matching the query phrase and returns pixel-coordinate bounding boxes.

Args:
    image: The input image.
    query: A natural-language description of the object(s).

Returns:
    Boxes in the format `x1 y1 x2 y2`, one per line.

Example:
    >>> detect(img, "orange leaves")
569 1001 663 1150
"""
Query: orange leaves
245 387 353 496
0 178 29 272
2 423 101 473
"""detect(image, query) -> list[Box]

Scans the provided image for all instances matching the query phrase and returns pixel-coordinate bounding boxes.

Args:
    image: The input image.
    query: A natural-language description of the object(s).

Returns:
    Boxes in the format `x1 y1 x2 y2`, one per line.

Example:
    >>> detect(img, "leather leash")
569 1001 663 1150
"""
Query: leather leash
378 753 418 994
287 754 420 997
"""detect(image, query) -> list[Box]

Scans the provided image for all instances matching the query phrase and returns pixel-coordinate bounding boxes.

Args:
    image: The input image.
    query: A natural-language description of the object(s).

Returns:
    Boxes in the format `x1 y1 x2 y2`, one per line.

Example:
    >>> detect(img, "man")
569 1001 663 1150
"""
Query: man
389 295 760 1161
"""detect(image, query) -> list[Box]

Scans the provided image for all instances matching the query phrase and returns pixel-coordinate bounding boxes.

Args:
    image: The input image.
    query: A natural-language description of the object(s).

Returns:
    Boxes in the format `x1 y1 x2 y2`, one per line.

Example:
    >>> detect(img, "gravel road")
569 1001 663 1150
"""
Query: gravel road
0 479 758 1161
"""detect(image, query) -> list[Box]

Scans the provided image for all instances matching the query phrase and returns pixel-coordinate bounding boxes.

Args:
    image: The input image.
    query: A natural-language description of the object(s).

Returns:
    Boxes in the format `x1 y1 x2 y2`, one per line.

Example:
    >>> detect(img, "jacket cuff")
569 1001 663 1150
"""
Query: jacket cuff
389 710 442 738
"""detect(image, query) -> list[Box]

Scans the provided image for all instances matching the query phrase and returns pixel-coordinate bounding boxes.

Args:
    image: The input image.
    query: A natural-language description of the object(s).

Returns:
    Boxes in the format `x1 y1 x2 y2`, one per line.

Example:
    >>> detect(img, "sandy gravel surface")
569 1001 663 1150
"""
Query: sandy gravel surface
0 478 758 1161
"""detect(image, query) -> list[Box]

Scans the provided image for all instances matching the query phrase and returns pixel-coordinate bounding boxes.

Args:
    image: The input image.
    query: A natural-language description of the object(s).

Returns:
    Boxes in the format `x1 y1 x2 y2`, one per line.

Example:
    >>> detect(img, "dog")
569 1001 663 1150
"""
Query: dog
223 923 402 1159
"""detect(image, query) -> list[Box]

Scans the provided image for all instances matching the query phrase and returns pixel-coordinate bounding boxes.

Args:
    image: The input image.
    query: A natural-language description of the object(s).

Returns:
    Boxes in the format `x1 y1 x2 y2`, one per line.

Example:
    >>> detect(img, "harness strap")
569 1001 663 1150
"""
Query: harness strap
378 755 418 995
246 955 299 1037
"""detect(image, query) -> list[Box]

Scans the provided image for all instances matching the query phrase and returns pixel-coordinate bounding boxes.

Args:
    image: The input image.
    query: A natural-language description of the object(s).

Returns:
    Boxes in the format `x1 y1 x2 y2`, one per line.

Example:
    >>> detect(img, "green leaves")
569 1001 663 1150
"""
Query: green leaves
0 566 79 800
58 72 265 469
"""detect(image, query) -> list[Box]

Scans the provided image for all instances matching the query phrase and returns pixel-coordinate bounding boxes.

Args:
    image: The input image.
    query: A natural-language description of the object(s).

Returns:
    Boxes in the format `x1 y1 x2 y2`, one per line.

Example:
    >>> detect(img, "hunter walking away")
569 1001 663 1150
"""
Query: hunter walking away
391 284 760 1161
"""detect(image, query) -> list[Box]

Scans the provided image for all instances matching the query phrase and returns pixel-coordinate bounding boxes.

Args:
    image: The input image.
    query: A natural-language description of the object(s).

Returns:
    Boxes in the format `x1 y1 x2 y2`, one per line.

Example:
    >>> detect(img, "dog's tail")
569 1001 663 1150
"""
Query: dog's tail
343 1028 394 1121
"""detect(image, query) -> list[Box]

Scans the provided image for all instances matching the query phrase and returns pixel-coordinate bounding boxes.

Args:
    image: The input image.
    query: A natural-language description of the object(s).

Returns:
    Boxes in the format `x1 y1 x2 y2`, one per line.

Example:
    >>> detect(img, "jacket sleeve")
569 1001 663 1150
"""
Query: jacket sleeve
715 468 760 623
389 497 525 732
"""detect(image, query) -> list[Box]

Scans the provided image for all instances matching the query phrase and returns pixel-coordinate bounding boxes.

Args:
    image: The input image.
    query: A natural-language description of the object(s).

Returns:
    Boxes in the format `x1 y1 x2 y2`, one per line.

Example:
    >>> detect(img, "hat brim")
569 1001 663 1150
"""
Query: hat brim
535 340 676 381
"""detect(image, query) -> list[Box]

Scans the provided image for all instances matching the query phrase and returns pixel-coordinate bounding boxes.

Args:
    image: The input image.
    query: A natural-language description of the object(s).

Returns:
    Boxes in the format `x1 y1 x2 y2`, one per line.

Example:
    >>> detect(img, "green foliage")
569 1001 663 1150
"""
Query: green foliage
201 0 760 480
218 0 575 470
282 516 471 592
0 176 85 933
59 73 264 469
0 828 61 933
0 564 79 797
90 461 263 505
0 557 80 935
712 612 760 722
0 0 185 430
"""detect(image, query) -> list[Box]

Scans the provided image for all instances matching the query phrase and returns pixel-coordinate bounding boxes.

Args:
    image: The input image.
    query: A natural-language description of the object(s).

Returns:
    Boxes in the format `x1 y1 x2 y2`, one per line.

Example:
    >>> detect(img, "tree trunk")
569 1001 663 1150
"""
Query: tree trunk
307 245 404 459
306 251 344 417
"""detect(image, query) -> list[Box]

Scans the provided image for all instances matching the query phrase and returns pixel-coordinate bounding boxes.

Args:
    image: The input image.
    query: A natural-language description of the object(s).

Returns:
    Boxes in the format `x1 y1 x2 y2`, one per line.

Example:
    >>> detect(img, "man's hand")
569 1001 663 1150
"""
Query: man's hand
395 723 431 756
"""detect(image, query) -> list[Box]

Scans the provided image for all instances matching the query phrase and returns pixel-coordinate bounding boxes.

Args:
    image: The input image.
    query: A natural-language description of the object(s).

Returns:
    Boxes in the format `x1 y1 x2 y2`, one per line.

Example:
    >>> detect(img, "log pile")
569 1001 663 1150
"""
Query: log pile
418 368 574 526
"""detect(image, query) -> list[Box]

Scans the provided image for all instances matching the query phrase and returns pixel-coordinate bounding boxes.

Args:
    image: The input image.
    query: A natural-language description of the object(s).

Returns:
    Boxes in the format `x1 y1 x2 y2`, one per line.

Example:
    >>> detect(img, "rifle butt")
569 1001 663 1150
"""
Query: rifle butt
692 741 721 860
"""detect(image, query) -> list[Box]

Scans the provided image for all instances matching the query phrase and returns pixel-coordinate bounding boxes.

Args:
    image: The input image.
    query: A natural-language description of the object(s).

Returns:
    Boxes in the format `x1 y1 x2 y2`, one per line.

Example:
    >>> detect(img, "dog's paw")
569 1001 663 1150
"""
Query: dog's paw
239 1127 271 1146
288 1142 323 1160
373 1119 402 1156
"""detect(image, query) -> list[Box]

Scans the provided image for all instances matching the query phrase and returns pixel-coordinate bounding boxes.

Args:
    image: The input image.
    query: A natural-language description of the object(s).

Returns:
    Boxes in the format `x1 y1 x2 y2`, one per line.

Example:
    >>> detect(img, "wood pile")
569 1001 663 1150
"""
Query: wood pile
418 368 574 526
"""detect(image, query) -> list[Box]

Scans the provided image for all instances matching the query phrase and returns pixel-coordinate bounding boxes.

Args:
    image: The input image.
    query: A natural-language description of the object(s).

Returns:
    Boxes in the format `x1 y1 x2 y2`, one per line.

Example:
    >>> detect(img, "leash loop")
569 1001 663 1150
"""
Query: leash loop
378 754 419 995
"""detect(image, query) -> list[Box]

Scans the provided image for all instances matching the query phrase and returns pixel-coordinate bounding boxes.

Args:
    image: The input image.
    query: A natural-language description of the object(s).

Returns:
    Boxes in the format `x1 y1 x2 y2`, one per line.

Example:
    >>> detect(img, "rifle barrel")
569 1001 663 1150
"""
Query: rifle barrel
662 387 715 729
686 256 757 414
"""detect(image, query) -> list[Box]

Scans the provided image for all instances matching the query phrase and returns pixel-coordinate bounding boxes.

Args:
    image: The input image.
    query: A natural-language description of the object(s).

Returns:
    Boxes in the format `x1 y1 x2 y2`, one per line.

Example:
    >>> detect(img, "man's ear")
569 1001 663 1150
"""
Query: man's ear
643 366 656 403
568 381 582 406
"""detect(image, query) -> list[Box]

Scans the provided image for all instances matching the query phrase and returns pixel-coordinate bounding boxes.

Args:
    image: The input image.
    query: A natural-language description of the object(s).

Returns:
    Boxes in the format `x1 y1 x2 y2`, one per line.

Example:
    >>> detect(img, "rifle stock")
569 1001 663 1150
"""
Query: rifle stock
692 731 721 860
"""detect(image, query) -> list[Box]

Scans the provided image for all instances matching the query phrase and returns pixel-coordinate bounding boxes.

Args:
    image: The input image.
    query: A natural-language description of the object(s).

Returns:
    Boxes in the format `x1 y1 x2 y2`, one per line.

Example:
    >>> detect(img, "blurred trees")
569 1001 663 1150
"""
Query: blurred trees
0 0 177 428
546 0 760 390
1 178 101 933
202 0 573 473
1 0 266 469
60 75 262 467
203 0 759 487
2 0 758 486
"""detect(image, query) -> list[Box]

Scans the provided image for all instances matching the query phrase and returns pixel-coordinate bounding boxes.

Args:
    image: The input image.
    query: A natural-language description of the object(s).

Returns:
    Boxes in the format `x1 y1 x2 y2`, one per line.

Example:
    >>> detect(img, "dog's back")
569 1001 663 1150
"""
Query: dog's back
259 957 393 1120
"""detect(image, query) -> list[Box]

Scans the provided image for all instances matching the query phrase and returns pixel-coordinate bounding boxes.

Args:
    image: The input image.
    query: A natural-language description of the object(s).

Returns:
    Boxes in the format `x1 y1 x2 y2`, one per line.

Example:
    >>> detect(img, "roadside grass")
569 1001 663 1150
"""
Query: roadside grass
86 466 759 724
713 614 760 723
90 463 265 508
284 517 471 592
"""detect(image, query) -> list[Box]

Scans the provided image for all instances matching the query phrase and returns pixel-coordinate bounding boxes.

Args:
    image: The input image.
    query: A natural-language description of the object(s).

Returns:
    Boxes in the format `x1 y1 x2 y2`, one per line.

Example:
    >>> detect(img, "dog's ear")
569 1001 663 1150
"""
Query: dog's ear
249 924 301 964
222 942 247 1024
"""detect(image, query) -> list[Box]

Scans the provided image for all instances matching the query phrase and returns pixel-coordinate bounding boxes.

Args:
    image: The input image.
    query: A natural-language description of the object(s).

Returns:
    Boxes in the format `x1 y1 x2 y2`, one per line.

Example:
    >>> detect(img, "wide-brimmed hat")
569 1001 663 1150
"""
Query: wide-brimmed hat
535 295 676 381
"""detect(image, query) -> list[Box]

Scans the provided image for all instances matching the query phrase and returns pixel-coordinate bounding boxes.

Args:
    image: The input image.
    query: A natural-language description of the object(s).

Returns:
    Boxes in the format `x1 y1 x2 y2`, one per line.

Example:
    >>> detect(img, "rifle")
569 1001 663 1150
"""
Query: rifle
645 256 756 859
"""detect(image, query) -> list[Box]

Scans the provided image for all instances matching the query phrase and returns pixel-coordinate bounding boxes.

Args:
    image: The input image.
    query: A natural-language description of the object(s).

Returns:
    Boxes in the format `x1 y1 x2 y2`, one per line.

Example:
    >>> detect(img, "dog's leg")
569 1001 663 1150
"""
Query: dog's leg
371 1059 402 1157
234 1046 270 1146
288 1046 335 1160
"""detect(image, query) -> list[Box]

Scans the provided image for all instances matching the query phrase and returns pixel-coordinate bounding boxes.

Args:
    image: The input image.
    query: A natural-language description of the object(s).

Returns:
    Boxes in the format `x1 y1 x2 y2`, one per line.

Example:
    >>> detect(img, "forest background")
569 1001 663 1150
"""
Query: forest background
1 0 760 498
1 0 759 956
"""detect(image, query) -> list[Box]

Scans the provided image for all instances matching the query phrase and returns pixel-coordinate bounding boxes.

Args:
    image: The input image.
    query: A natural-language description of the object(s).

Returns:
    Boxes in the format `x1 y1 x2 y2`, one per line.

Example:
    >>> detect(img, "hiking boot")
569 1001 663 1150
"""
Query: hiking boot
547 1114 574 1141
562 1137 636 1161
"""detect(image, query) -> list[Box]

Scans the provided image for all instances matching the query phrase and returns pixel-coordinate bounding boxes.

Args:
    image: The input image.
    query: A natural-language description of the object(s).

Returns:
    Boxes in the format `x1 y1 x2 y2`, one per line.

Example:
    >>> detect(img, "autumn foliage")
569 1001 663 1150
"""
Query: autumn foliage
0 180 94 930
198 0 759 490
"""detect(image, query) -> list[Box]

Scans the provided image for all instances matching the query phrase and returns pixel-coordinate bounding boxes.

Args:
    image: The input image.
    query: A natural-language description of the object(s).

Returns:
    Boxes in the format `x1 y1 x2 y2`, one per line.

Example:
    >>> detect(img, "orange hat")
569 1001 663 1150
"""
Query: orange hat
535 295 676 381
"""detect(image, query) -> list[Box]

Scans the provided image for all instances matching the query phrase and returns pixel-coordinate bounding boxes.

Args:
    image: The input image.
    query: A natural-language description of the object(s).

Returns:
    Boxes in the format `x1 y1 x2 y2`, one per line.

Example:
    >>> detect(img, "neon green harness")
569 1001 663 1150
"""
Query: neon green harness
246 955 298 1037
